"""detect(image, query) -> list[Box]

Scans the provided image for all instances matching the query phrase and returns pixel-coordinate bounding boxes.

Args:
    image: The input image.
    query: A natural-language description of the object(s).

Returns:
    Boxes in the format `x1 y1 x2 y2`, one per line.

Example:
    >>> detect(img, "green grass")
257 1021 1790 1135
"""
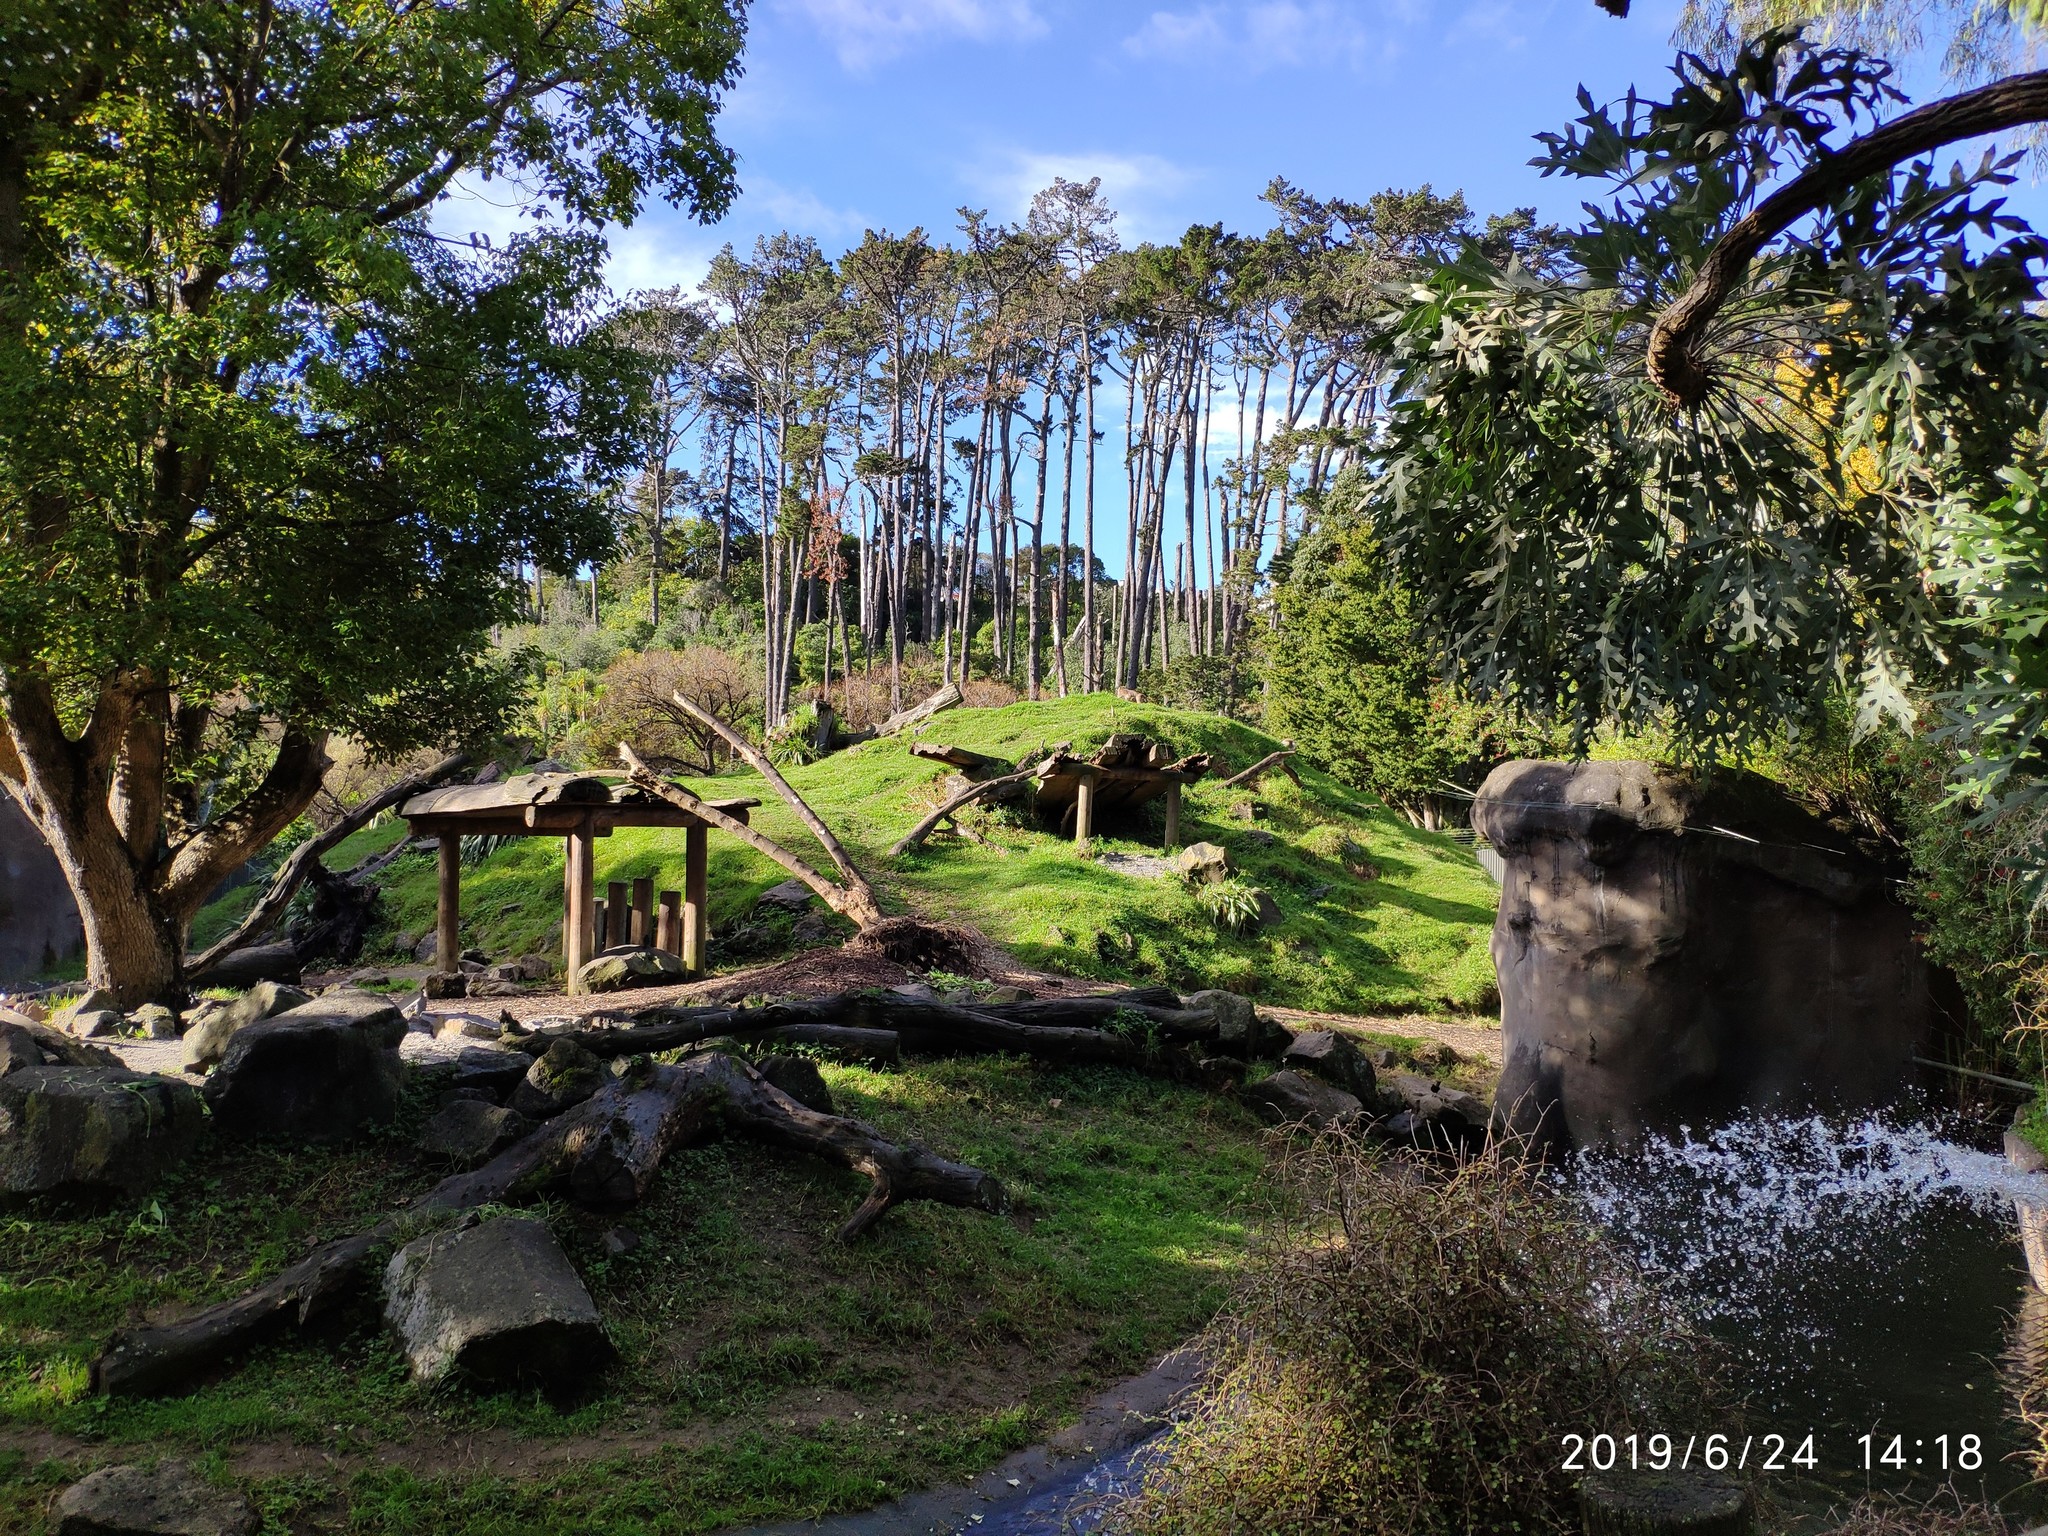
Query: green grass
0 1050 1267 1533
356 694 1498 1012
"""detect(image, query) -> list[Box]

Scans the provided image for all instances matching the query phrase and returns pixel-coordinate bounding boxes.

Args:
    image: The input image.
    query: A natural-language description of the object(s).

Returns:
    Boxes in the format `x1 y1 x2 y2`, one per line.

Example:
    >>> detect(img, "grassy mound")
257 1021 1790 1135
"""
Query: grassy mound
363 694 1499 1013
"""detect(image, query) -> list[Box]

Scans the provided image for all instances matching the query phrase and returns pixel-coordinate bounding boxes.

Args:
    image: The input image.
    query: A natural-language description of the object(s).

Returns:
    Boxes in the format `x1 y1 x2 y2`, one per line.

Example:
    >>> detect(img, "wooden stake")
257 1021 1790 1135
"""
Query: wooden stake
683 826 707 976
607 880 628 949
436 833 461 972
1164 781 1182 849
656 890 681 956
631 877 654 946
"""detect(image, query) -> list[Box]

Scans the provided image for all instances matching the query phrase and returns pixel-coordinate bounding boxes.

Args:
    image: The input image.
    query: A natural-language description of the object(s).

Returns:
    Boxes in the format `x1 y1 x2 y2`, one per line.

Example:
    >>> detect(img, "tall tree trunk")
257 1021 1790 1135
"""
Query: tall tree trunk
1081 323 1098 692
1054 382 1075 698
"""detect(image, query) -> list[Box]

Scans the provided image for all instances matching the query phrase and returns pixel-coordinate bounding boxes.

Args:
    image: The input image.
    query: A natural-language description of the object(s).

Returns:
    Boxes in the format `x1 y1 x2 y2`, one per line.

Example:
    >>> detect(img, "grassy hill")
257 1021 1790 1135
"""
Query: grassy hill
357 694 1498 1014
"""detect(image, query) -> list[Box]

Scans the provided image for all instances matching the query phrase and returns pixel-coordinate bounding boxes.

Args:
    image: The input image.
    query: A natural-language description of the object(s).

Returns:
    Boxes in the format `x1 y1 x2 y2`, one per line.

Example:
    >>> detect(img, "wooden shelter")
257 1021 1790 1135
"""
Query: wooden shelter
399 773 758 994
1031 736 1212 852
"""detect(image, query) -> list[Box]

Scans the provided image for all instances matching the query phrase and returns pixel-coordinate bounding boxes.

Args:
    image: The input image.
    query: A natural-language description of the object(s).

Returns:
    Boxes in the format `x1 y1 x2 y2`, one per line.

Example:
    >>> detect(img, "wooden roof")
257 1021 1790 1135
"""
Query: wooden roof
399 773 758 836
1032 751 1210 816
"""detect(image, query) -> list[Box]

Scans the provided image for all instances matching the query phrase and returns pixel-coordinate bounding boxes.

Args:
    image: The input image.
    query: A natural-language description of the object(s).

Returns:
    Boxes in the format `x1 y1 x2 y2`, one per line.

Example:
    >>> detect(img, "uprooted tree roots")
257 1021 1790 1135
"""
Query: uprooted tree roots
90 1052 1002 1397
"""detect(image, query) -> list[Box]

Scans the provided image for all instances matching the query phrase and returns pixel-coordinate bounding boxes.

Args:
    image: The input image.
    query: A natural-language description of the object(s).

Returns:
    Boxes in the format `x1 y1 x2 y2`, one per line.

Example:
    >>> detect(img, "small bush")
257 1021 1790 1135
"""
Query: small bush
1814 1497 2014 1536
1194 879 1263 934
1114 1135 1712 1536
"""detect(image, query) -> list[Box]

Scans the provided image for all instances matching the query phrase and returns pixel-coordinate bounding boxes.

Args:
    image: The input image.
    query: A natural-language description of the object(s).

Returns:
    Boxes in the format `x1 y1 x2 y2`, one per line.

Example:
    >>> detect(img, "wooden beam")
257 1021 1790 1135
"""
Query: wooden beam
1074 769 1097 853
564 815 596 994
1164 781 1181 850
683 825 708 976
631 877 654 946
436 833 461 972
656 890 681 956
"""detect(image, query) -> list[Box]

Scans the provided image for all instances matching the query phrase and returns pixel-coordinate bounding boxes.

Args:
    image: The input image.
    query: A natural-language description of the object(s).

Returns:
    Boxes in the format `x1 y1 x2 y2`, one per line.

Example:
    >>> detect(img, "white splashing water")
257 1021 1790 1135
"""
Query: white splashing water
1572 1113 2043 1336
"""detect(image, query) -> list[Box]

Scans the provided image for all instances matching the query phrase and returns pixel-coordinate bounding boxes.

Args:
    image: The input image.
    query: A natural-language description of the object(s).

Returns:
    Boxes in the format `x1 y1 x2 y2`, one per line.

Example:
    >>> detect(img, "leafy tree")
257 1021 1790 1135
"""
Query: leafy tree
0 0 745 1001
1264 488 1558 826
1366 33 2048 795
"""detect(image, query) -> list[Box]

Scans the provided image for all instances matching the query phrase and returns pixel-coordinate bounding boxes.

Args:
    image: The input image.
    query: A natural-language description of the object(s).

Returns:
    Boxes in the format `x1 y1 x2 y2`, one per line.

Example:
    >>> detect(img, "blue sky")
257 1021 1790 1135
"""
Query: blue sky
437 0 2048 291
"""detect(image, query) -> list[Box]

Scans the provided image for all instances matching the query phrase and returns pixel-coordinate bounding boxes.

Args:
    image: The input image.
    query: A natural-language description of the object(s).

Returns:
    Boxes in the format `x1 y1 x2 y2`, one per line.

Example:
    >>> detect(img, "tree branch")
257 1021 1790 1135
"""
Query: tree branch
1648 69 2048 409
156 725 333 923
186 751 469 976
890 760 1047 856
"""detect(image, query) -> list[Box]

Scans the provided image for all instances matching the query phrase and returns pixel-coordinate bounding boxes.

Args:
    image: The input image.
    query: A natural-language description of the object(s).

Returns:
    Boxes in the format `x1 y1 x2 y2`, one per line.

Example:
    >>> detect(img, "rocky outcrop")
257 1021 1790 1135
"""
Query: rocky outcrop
202 990 407 1142
1244 1068 1364 1130
509 1038 606 1119
1474 759 1934 1151
181 981 311 1073
1281 1029 1376 1102
54 1459 258 1536
420 1100 530 1164
0 1065 204 1199
382 1214 610 1389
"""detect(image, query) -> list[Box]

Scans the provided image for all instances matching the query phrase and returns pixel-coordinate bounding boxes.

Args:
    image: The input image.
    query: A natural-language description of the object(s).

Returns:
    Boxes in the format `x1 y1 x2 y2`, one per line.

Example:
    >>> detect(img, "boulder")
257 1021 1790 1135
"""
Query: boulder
180 981 311 1073
201 990 407 1142
345 970 389 988
1243 1069 1364 1131
412 932 440 965
63 988 118 1023
1281 1030 1376 1101
754 878 817 913
1228 799 1263 822
130 1005 179 1041
421 972 468 1000
1186 990 1286 1058
382 1214 610 1389
1474 759 1935 1151
434 1045 533 1101
512 954 553 982
0 1066 204 1198
1580 1470 1753 1536
0 1015 120 1075
755 1054 835 1116
466 979 524 1000
1172 842 1230 885
435 1013 503 1042
188 942 301 990
509 1038 605 1119
574 946 686 994
53 1459 258 1536
70 1009 124 1039
420 1099 529 1164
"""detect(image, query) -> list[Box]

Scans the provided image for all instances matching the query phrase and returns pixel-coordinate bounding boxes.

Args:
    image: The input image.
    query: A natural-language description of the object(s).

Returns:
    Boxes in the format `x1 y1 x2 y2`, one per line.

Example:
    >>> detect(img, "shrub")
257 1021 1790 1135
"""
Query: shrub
1194 879 1263 935
587 646 762 774
1114 1135 1712 1536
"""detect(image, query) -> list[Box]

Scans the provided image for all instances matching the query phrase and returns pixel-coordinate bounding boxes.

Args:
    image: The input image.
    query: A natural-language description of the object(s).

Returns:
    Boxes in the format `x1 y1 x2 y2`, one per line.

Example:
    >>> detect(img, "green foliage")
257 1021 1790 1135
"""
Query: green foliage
1140 655 1261 720
1366 33 2048 786
1194 879 1264 935
1263 494 1560 820
765 701 828 766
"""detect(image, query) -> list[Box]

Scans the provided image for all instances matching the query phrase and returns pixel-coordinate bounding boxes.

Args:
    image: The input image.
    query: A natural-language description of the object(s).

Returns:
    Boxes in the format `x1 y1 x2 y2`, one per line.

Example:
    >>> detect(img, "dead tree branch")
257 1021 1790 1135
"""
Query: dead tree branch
188 752 469 976
618 742 887 929
1219 745 1297 791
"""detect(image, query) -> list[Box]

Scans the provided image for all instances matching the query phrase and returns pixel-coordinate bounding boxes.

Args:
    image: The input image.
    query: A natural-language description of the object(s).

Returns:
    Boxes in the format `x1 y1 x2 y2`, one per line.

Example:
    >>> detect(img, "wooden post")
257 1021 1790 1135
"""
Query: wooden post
631 877 654 947
564 816 596 994
1163 780 1182 850
1074 769 1097 854
606 880 629 949
656 890 682 956
436 833 461 972
683 824 708 976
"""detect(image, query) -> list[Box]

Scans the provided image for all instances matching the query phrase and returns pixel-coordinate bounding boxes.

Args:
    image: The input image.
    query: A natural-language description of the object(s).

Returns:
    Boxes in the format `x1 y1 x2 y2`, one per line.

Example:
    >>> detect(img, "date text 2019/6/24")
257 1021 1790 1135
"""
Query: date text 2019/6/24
1561 1433 1986 1473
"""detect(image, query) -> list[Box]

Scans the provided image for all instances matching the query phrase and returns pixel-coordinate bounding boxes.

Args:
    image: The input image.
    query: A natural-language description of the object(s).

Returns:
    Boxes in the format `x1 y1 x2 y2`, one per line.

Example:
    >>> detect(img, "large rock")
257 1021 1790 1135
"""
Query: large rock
754 878 817 913
574 946 686 994
382 1214 610 1389
1474 759 1934 1151
1172 842 1231 884
1186 989 1286 1058
1243 1069 1364 1130
187 942 302 990
201 990 406 1142
510 1038 606 1119
53 1459 258 1536
0 1066 204 1199
180 981 310 1073
421 1100 530 1164
0 1014 119 1074
1281 1030 1376 1101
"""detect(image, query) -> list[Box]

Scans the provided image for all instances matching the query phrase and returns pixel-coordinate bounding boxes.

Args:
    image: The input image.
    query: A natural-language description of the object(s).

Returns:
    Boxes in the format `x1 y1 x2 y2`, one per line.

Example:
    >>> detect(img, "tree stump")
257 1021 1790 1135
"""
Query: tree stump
1580 1472 1753 1536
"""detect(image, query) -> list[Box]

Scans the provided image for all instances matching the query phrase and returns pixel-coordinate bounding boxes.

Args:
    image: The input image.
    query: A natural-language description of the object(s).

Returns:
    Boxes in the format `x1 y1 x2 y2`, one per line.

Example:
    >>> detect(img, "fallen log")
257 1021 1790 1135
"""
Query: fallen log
757 1023 901 1066
1219 745 1297 791
877 682 962 737
890 763 1043 856
91 1054 999 1397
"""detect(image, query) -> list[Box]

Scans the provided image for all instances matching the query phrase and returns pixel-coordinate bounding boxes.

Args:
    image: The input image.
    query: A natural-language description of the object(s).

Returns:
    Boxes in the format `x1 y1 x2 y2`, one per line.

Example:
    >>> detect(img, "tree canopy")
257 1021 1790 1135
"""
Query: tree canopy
0 0 746 999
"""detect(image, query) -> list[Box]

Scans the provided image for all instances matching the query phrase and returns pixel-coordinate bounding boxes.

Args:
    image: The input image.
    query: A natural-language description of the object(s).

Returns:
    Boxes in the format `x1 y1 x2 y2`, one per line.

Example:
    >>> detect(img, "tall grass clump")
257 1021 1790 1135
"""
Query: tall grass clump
1115 1134 1713 1536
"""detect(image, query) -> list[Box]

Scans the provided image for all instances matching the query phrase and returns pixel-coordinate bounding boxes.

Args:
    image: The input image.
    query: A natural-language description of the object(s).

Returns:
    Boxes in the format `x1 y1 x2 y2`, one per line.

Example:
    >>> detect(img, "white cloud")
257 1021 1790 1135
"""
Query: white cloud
774 0 1045 69
745 178 871 239
1121 0 1396 71
961 147 1200 246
